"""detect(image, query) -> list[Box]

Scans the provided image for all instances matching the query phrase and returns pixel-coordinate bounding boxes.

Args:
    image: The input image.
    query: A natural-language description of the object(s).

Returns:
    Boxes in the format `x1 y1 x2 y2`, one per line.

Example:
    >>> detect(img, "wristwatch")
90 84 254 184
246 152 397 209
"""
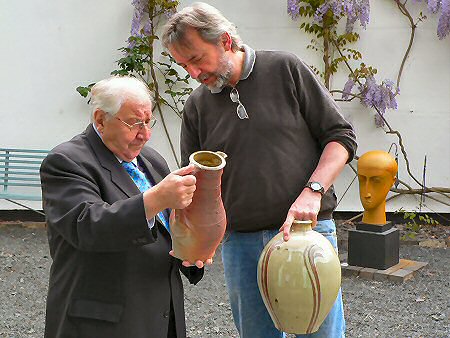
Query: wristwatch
305 181 325 195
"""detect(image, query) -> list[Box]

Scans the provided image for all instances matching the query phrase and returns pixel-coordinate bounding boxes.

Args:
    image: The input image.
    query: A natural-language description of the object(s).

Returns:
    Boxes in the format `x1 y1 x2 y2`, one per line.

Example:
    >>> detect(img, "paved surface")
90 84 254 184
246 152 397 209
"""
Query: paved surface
0 224 448 337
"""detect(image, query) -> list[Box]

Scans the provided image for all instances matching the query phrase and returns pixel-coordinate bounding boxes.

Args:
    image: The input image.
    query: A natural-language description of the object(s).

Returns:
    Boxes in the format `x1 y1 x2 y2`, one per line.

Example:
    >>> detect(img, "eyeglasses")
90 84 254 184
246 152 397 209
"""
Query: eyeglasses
115 116 157 131
230 87 249 119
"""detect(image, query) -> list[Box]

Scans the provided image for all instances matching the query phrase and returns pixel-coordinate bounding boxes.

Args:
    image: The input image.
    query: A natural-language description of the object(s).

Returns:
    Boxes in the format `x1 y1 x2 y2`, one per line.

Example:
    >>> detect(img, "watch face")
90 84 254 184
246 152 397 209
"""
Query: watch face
311 182 321 190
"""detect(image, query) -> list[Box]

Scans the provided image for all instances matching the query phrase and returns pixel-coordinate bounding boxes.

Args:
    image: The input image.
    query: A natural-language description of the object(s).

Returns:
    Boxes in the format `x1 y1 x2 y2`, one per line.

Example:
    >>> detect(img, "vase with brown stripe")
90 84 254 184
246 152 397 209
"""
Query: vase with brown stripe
170 151 227 263
257 220 341 334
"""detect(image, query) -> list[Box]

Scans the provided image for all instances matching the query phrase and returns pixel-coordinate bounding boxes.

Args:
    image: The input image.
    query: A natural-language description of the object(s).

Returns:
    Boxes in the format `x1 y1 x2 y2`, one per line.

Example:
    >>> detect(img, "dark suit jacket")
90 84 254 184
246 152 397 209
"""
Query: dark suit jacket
40 125 203 338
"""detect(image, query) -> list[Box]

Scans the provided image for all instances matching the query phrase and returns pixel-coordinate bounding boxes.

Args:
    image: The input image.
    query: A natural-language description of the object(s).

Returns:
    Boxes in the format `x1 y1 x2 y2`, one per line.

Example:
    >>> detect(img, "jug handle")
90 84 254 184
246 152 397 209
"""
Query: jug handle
215 151 227 159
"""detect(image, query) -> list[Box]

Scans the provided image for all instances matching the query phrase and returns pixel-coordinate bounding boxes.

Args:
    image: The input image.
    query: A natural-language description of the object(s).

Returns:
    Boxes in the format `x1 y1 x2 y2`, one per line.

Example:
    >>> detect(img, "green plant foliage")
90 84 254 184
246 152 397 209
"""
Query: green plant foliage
77 1 192 118
289 1 403 123
76 83 95 98
293 1 364 83
76 0 193 167
396 208 440 240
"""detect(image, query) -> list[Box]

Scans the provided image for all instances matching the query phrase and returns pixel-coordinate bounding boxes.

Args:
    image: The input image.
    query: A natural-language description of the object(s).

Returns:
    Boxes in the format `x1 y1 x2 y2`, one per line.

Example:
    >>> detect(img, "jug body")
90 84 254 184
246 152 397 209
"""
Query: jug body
170 151 227 262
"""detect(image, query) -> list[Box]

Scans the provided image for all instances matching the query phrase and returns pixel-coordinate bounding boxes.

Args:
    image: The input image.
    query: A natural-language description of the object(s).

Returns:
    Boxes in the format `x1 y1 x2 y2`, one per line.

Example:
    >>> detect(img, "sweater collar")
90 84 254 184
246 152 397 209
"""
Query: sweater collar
210 44 256 94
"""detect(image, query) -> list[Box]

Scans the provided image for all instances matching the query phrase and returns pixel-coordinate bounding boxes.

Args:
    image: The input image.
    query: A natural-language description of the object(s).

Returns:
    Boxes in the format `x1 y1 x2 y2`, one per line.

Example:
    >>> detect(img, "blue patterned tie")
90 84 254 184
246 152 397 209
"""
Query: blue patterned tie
121 161 170 232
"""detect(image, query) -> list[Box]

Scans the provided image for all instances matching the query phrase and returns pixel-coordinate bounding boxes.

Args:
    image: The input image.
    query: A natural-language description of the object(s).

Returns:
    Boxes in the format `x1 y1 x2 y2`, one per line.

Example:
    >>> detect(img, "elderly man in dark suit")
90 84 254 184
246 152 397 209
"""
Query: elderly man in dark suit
40 76 203 338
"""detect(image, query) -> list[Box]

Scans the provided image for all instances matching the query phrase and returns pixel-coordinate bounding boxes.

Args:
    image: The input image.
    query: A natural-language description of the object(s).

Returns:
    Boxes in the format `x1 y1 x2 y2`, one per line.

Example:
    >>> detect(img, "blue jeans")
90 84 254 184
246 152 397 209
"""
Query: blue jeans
221 220 345 338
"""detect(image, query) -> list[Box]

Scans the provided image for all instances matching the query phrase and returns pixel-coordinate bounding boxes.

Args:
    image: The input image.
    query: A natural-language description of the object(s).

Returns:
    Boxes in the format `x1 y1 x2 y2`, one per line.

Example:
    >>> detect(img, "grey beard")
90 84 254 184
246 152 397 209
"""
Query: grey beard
209 72 231 91
201 55 234 92
197 71 231 92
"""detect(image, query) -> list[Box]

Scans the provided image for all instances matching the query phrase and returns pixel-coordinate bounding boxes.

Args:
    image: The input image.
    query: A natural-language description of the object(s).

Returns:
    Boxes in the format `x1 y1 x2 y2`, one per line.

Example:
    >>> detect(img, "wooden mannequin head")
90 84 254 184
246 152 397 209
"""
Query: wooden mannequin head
357 151 398 225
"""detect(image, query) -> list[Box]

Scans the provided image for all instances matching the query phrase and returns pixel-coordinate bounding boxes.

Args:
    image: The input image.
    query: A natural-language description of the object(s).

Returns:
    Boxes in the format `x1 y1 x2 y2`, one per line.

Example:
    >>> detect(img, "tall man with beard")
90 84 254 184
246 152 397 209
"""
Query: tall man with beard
162 3 357 337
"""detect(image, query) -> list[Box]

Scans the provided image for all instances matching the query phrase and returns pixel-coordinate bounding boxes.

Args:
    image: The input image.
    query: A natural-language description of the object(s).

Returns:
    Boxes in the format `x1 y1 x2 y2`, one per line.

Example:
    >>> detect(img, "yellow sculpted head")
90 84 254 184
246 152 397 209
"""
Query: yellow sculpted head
357 150 398 224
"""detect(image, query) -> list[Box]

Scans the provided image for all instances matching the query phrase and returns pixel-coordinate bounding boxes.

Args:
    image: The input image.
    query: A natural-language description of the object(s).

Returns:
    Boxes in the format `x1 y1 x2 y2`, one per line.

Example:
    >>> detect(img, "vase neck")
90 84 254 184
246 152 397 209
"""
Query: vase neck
291 220 313 232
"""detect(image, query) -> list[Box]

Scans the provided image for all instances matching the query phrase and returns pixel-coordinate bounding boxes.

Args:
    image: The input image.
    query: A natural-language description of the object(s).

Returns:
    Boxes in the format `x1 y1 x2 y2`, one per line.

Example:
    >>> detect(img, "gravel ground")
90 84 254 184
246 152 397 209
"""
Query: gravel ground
0 223 448 338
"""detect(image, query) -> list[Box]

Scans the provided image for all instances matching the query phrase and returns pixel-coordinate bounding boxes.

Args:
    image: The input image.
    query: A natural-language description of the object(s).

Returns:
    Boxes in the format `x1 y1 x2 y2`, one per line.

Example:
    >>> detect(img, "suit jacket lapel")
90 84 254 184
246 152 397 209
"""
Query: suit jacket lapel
138 155 164 185
85 124 139 198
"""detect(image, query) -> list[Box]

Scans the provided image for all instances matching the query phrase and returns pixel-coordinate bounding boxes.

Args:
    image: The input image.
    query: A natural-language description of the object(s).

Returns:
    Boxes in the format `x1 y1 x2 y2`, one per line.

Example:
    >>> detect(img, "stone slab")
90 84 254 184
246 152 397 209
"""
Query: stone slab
359 267 378 280
373 259 412 281
340 263 363 277
388 269 415 283
341 259 428 283
402 260 428 272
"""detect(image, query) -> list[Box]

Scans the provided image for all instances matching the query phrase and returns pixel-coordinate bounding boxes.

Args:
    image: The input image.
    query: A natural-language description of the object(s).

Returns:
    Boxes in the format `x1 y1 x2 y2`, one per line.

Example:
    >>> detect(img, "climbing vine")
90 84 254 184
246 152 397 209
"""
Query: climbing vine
76 1 449 214
287 0 450 215
77 0 192 167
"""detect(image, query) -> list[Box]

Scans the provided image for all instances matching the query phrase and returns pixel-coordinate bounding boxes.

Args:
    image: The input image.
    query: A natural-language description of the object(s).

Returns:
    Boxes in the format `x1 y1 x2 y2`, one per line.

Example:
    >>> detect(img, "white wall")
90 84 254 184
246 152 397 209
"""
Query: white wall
1 0 449 214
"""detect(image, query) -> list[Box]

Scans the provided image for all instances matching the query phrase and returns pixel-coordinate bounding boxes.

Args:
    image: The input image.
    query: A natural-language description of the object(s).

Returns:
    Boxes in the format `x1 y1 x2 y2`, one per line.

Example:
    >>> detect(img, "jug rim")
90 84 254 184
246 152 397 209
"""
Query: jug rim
189 150 226 171
292 220 313 225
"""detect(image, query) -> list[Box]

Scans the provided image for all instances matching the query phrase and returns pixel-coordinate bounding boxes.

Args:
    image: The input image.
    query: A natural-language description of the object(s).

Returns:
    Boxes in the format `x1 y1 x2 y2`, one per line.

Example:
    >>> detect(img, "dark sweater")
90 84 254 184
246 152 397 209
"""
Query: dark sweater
181 49 357 232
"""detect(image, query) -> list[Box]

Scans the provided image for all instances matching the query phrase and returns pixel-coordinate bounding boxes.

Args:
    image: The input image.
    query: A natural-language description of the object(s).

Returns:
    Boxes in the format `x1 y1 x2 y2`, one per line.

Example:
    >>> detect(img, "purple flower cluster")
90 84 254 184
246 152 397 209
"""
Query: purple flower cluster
164 0 178 19
312 0 370 32
437 0 450 39
413 0 450 39
342 76 398 126
314 3 331 23
341 78 355 100
361 77 398 126
287 0 301 20
131 0 147 37
427 0 441 13
345 0 370 32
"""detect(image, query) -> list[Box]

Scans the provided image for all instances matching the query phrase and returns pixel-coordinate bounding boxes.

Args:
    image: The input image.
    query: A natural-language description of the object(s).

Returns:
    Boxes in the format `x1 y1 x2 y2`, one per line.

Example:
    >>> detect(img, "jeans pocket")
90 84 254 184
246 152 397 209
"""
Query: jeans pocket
321 232 338 252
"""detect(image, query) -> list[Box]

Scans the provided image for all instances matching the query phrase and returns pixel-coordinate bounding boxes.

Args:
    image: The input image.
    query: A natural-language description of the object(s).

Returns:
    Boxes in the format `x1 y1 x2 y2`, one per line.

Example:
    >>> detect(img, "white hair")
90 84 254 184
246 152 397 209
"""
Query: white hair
89 76 152 118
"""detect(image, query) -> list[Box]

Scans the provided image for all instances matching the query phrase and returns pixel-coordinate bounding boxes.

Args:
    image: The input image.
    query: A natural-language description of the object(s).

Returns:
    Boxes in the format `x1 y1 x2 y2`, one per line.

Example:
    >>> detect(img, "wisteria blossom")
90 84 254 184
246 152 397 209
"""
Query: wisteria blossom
345 0 370 32
313 3 331 23
437 0 450 39
131 0 147 37
360 77 398 126
288 0 301 20
341 78 356 100
309 0 371 32
289 0 448 38
129 0 178 38
427 0 441 13
164 0 178 19
413 0 450 38
342 76 398 126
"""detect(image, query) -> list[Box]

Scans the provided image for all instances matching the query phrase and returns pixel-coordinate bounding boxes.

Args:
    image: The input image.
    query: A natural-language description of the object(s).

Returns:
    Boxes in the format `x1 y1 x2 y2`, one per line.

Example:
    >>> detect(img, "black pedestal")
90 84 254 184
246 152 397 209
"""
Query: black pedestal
356 222 393 232
348 222 399 270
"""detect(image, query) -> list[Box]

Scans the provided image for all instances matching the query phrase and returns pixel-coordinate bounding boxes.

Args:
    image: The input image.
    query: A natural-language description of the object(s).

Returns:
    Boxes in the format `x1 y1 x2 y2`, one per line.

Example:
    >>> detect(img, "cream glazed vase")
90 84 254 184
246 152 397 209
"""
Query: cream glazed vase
257 220 341 334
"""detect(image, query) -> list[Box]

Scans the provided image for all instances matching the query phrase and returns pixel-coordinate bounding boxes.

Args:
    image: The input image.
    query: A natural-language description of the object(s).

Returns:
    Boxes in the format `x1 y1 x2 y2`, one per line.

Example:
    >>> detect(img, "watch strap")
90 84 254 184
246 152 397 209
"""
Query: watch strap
305 181 325 195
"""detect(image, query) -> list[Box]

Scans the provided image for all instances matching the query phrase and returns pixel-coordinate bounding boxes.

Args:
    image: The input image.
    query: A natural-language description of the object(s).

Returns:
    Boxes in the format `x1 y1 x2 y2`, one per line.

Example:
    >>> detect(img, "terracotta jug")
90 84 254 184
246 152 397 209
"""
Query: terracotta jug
257 220 341 334
170 151 227 262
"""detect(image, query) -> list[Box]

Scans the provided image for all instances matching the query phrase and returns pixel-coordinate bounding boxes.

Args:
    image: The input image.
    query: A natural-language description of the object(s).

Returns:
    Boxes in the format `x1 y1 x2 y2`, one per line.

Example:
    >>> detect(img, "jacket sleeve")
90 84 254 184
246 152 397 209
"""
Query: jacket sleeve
40 151 156 253
180 265 205 285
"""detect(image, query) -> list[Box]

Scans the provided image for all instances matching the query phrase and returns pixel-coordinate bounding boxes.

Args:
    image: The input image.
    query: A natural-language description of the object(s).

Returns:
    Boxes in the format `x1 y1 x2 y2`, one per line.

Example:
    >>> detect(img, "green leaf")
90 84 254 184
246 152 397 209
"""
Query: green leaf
76 86 91 98
111 69 129 76
167 69 178 76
